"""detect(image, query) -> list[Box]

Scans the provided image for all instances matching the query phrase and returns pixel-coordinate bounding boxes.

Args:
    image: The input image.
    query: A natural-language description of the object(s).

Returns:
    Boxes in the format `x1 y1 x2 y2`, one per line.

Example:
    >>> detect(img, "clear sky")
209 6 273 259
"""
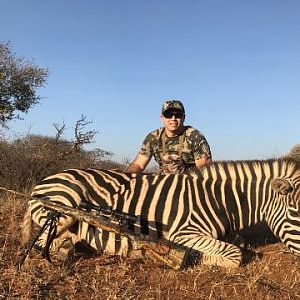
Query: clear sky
1 0 299 164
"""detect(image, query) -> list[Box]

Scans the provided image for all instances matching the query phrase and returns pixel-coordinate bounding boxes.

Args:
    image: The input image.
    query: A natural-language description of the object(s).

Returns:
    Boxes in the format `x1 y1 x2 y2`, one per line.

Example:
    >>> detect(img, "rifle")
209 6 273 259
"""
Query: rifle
0 187 190 270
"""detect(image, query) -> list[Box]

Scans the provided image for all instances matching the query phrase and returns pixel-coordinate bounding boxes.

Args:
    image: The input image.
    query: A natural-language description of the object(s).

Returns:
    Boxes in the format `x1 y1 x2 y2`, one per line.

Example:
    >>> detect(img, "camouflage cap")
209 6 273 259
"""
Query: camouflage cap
161 100 185 114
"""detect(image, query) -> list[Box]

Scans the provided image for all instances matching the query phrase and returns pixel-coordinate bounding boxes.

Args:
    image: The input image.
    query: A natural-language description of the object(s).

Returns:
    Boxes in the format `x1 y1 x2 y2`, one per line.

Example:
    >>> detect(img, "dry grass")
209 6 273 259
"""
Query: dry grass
1 194 300 300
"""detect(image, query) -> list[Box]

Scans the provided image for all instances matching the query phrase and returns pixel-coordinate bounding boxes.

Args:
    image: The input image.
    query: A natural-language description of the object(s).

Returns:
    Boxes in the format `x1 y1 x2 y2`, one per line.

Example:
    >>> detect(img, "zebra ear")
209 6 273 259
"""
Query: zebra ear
271 178 293 195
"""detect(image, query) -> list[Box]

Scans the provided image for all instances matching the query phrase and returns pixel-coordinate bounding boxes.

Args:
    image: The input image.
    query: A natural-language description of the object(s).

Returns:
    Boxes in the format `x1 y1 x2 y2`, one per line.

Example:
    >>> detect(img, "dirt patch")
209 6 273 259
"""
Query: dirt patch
1 195 300 299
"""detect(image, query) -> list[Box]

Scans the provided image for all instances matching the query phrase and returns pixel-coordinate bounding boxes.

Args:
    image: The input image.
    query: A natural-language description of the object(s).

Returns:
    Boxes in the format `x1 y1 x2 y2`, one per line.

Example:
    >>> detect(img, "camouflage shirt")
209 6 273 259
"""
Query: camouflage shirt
139 126 211 174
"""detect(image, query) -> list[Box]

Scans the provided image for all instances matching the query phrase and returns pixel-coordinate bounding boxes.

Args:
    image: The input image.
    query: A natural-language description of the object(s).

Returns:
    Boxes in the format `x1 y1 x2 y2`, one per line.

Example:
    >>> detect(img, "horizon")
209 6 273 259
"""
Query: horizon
1 1 299 164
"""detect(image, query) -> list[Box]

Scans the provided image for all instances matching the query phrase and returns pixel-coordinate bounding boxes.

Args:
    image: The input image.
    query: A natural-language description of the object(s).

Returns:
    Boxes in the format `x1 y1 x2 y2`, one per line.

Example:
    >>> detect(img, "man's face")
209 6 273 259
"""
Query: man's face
161 109 185 132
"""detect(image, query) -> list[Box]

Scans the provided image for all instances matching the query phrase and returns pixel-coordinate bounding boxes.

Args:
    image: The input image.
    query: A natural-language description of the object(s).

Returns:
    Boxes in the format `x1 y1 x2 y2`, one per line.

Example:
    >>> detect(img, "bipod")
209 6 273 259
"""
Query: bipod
16 211 61 270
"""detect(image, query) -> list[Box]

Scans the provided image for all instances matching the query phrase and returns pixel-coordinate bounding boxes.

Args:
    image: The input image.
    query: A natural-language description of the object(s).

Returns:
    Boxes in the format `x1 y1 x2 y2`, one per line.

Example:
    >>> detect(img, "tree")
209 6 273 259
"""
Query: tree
0 41 49 126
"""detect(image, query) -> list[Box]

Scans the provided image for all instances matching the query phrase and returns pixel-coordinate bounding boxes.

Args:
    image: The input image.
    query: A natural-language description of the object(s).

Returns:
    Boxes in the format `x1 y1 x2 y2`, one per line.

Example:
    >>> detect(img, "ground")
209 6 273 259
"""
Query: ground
1 194 300 300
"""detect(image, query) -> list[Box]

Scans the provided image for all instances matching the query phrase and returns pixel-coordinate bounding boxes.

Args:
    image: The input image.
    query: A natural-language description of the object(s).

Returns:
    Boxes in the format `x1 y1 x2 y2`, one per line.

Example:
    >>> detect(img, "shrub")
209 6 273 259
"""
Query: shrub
286 144 300 161
0 134 124 192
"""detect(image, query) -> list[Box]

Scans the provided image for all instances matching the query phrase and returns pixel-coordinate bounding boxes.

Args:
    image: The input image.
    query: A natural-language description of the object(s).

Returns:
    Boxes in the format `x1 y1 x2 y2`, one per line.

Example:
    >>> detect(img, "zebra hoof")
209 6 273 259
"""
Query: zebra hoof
241 249 262 265
54 239 75 262
223 233 246 249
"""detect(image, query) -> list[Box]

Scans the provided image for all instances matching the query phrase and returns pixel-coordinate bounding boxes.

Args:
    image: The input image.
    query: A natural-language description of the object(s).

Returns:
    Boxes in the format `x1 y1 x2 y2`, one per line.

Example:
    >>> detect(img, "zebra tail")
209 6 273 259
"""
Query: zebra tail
21 206 32 246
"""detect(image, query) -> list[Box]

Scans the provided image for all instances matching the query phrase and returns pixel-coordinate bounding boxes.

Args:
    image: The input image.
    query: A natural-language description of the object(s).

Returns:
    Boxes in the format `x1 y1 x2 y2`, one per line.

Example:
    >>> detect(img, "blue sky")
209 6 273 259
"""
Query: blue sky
1 1 299 164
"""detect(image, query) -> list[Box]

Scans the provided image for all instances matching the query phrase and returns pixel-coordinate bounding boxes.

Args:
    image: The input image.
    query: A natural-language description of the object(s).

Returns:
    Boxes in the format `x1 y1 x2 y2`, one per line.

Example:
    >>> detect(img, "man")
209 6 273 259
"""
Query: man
126 100 212 174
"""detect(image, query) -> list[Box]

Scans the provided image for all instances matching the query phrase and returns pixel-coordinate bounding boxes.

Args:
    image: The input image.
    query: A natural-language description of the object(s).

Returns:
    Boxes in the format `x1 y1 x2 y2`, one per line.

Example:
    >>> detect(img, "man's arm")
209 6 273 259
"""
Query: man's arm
126 154 151 173
192 129 212 168
195 157 211 168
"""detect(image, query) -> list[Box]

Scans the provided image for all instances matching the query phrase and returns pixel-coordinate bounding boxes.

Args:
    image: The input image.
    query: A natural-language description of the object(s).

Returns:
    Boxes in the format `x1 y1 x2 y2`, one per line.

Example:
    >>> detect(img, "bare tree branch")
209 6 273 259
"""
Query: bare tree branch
73 115 98 152
53 121 66 143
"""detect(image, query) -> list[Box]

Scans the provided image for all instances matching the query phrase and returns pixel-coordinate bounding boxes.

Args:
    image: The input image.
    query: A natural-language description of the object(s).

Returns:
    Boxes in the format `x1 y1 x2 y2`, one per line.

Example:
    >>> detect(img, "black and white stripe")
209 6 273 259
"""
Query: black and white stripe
22 158 300 268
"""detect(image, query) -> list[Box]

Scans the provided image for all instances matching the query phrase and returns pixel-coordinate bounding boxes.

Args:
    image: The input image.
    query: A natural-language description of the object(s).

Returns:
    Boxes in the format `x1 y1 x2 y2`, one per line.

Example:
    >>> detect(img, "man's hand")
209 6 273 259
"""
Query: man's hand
126 154 151 173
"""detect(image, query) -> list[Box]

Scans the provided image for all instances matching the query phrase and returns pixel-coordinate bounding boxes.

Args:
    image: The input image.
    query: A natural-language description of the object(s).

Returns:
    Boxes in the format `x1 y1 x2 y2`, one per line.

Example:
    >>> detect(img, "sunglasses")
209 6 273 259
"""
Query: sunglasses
163 111 184 119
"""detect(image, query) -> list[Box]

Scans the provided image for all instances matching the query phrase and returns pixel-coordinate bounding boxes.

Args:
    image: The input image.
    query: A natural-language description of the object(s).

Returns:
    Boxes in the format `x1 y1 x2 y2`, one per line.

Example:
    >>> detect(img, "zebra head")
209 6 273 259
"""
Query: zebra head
270 176 300 256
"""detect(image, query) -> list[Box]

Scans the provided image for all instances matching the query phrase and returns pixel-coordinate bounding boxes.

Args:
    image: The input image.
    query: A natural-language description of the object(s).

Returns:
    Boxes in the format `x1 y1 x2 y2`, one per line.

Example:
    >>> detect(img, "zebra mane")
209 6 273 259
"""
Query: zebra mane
190 157 300 177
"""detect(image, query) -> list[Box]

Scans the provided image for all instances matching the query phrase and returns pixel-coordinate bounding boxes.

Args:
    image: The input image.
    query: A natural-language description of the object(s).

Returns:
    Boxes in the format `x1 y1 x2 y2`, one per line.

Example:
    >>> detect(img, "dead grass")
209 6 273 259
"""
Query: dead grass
1 194 300 300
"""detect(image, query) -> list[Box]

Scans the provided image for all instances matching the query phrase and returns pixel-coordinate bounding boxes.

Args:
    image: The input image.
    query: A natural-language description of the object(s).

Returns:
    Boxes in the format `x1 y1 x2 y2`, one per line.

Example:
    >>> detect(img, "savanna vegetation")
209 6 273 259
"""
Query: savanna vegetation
2 190 300 299
1 42 300 299
1 137 299 300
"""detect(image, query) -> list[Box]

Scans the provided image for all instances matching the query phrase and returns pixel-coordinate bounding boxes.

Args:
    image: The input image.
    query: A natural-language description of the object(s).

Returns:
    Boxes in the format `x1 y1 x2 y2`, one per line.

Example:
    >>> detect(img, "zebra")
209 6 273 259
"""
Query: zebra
22 158 300 268
22 169 136 259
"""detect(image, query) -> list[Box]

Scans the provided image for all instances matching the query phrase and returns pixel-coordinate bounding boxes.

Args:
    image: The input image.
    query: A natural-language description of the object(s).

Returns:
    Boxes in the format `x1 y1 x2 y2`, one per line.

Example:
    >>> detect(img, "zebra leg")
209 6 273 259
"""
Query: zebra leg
76 221 134 257
50 229 79 261
37 215 76 250
20 210 76 265
173 234 242 268
27 203 78 256
222 232 246 249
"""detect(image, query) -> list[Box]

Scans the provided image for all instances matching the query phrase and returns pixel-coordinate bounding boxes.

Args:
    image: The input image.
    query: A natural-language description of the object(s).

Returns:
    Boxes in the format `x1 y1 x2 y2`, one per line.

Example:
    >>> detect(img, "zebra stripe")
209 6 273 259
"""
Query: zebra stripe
22 158 300 268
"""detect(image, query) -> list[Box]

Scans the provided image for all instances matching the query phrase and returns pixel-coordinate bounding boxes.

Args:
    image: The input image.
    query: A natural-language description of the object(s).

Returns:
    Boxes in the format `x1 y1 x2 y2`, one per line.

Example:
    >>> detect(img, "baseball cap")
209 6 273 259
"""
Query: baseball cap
161 100 185 114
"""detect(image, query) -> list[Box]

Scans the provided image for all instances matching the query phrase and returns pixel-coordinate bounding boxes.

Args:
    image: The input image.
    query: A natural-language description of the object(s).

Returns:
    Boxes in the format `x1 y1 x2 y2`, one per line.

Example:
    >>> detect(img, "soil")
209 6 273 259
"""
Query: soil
1 196 300 300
